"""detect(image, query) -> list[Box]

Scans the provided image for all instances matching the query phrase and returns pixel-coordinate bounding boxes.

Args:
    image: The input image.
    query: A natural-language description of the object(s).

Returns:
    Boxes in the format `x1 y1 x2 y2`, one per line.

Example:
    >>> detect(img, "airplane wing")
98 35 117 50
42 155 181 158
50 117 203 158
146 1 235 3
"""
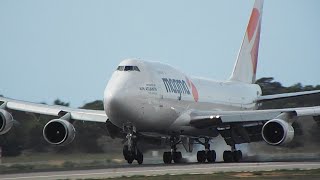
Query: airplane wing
189 106 320 126
180 106 320 146
0 97 108 123
257 90 320 102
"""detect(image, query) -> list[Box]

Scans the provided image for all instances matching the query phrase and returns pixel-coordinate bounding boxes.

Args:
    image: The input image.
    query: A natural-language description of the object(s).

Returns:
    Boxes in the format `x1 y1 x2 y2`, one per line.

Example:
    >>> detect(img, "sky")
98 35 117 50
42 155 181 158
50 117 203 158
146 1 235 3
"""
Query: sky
0 0 319 107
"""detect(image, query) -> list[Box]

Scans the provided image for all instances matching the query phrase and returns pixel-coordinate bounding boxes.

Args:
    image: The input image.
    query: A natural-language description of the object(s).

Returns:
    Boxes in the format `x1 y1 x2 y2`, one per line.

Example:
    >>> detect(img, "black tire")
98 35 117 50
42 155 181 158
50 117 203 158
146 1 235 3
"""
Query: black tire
233 150 242 162
123 145 129 160
163 152 172 164
127 156 134 164
223 151 234 163
177 152 182 160
136 150 143 165
197 150 206 163
207 150 216 163
173 152 182 163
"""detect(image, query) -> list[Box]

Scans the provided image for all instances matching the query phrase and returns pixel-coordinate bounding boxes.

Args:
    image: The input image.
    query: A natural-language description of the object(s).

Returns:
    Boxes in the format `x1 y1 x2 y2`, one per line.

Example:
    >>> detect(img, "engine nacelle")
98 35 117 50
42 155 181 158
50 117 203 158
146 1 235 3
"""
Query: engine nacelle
43 119 75 146
262 119 294 146
0 109 14 135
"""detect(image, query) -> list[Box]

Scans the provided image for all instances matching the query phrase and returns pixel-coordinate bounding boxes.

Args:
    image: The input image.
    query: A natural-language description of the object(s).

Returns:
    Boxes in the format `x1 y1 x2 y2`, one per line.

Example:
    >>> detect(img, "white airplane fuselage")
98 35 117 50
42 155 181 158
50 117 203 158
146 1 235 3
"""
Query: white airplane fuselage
104 59 262 137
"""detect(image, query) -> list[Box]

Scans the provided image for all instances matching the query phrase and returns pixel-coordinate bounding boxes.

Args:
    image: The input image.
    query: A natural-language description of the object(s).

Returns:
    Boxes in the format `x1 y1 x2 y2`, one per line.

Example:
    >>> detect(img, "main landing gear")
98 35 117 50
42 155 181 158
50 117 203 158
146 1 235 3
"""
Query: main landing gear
163 136 183 164
195 138 242 163
195 138 216 163
122 125 143 164
223 144 242 163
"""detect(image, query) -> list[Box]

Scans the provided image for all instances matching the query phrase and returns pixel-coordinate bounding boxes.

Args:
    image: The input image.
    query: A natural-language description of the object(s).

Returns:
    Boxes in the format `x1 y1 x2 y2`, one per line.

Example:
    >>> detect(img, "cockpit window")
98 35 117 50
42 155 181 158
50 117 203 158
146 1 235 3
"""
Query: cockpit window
117 66 125 71
124 66 134 71
133 66 140 71
117 66 140 72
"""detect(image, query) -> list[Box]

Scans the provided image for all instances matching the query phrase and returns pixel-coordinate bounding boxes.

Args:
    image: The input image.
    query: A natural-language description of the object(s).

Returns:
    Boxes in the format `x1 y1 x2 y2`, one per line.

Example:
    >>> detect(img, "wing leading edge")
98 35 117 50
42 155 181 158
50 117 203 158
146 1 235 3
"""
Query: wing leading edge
0 97 108 123
188 106 320 128
257 90 320 102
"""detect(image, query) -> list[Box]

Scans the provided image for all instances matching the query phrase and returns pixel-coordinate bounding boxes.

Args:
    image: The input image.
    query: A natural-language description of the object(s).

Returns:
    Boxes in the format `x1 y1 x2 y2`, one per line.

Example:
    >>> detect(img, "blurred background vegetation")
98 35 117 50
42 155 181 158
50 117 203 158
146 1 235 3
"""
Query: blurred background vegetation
1 77 320 157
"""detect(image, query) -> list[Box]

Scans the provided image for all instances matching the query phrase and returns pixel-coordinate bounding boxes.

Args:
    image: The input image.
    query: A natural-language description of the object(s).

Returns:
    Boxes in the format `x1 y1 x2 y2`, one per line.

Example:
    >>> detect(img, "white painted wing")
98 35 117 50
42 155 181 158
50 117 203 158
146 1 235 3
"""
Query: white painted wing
188 106 320 128
0 97 107 123
257 90 320 102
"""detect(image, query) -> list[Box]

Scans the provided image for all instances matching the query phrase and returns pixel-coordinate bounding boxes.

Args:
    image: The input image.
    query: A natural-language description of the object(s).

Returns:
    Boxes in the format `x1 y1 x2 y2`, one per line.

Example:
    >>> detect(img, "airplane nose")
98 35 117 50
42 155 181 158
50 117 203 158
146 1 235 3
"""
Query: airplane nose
103 72 141 126
104 84 135 126
104 88 125 117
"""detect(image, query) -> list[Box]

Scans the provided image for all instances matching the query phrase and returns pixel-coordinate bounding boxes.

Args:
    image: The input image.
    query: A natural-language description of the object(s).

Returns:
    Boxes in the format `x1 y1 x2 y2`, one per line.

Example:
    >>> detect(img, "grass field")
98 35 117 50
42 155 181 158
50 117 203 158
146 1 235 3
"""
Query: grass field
76 169 320 180
1 152 122 164
0 152 124 174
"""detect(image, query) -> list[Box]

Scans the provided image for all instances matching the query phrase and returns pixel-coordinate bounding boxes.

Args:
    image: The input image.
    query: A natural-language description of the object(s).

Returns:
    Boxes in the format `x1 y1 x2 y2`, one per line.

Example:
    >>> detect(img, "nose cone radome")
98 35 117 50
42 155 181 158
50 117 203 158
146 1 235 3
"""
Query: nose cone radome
104 86 124 117
104 83 139 127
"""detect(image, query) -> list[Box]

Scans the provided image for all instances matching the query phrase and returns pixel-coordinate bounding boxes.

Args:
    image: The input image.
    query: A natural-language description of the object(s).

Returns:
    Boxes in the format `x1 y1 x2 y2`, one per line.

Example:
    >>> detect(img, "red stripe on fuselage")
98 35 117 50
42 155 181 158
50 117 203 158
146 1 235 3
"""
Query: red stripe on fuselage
186 77 199 102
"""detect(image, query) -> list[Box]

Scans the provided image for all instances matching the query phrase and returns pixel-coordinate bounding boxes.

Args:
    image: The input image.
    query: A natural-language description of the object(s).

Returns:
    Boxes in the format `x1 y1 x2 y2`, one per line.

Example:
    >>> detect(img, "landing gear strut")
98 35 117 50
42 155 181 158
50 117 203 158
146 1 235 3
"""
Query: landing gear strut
122 125 143 164
163 136 183 164
195 138 216 163
223 144 242 163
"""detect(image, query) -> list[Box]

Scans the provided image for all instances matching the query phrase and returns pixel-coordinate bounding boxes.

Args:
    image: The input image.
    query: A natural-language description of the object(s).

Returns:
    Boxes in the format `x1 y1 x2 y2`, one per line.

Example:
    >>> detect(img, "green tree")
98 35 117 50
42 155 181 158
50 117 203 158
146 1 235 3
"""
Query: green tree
256 77 320 109
54 99 70 107
81 100 104 110
256 77 285 95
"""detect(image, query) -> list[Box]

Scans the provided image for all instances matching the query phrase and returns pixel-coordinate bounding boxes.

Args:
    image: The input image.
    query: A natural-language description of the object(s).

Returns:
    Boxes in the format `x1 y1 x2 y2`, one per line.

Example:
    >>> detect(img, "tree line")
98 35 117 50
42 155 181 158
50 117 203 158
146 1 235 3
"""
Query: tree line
1 77 320 156
256 77 320 109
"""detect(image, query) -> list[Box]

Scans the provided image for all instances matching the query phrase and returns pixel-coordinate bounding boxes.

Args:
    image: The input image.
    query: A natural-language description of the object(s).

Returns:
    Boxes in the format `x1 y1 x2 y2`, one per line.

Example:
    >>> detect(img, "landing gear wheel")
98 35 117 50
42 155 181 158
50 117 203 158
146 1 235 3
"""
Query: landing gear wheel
163 152 172 164
173 152 182 163
122 124 144 164
223 151 234 163
197 150 206 163
125 150 135 164
233 150 242 162
163 136 183 164
136 150 143 165
207 150 216 163
127 155 134 164
123 145 129 160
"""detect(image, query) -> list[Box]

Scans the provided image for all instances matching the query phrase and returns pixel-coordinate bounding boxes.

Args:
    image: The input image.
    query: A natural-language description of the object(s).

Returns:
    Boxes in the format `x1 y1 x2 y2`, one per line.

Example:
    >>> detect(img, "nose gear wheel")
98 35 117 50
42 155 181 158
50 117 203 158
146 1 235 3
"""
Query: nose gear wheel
122 124 143 164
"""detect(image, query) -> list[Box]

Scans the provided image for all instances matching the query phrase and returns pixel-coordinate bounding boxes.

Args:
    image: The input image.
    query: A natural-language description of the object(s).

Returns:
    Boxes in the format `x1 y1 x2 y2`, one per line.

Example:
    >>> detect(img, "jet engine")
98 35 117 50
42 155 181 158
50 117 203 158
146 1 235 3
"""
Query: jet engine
43 119 75 146
262 119 294 146
0 109 14 135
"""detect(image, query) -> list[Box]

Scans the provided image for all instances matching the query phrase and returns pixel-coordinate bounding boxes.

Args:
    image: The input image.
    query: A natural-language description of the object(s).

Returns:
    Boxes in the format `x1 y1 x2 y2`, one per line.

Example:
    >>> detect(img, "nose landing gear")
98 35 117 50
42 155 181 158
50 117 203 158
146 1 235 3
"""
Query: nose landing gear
122 125 143 164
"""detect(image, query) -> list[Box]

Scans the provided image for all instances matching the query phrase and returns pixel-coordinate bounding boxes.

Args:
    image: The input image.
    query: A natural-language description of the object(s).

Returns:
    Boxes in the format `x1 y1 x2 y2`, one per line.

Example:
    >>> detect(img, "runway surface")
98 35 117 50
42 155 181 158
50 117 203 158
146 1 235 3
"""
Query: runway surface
1 162 320 180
